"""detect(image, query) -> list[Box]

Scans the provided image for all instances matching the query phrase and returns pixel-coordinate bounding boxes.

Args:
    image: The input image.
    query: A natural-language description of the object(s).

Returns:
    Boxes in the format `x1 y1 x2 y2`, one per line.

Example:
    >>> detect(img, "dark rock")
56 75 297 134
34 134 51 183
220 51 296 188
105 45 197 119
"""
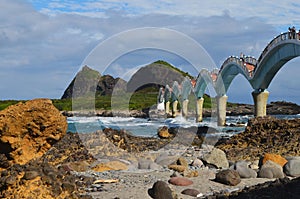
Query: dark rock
216 116 300 161
215 169 241 186
23 171 39 180
181 188 200 197
148 181 174 199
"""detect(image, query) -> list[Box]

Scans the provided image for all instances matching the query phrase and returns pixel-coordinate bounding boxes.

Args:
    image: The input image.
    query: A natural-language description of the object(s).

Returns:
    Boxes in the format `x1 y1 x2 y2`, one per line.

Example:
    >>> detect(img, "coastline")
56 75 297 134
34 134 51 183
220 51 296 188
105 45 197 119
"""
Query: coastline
1 99 300 198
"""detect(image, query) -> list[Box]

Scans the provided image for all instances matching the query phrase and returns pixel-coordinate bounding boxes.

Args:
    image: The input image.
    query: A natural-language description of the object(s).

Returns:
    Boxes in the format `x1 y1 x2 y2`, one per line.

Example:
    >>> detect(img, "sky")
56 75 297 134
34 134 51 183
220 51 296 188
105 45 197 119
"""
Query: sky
1 0 300 104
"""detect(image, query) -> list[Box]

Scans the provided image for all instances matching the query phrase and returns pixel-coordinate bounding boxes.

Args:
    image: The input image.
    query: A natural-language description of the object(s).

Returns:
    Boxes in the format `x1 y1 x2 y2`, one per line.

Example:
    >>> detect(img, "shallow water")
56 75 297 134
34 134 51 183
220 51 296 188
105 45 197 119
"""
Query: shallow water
67 114 300 138
67 115 254 137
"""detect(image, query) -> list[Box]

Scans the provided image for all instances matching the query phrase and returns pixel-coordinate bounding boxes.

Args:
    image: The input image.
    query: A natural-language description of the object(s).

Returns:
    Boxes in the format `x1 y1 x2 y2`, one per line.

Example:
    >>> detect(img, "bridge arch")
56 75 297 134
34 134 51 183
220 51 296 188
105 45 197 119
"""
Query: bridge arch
251 33 300 89
215 56 256 96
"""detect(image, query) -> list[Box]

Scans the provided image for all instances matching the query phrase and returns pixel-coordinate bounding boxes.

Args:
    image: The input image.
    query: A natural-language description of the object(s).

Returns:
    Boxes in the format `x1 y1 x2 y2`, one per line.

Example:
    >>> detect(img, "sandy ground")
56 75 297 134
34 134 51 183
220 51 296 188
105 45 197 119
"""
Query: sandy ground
85 168 276 199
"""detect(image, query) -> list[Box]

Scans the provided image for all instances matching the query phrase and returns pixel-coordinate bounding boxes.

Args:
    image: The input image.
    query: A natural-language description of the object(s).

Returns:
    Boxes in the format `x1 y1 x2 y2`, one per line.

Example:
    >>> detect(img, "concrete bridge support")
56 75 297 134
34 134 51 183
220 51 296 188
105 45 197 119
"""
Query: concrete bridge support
216 95 228 126
172 100 179 117
252 90 269 117
196 97 204 122
182 99 189 118
165 101 170 115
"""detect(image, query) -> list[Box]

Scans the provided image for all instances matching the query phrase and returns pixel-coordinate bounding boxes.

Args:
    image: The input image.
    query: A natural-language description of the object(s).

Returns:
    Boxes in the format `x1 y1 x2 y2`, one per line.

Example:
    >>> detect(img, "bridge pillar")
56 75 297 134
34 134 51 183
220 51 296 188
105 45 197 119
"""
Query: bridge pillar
172 100 179 117
216 95 228 126
252 90 269 117
165 101 170 115
182 99 189 118
196 97 204 122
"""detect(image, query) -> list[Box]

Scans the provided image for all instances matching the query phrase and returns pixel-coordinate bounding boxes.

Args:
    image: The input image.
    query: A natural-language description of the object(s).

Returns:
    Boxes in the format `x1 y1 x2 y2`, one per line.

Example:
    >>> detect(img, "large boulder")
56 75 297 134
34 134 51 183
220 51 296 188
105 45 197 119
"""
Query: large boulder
0 99 67 166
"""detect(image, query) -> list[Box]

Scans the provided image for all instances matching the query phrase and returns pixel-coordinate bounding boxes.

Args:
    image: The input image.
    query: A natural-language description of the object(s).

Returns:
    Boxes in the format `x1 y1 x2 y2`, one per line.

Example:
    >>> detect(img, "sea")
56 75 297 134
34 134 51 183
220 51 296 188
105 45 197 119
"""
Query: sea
67 114 300 138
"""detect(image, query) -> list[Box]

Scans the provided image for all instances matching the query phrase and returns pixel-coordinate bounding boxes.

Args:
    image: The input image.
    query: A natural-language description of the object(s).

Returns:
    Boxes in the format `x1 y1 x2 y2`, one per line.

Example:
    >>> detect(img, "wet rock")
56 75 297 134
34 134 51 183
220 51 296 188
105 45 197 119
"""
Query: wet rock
202 148 229 169
0 99 67 166
181 188 200 197
284 156 300 177
157 126 173 139
262 153 288 167
168 177 193 186
259 160 285 179
215 169 241 186
148 181 174 199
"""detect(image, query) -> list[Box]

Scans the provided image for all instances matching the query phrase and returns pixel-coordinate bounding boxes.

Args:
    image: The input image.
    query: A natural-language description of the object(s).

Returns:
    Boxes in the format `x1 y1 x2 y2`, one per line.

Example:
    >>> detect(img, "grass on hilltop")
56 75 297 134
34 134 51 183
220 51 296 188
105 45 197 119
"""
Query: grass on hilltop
0 89 214 112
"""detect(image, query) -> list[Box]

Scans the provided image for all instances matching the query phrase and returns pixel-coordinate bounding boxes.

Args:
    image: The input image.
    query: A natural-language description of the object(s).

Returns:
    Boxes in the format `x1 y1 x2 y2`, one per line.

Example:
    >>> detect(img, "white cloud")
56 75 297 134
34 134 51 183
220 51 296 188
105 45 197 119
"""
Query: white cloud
0 0 299 104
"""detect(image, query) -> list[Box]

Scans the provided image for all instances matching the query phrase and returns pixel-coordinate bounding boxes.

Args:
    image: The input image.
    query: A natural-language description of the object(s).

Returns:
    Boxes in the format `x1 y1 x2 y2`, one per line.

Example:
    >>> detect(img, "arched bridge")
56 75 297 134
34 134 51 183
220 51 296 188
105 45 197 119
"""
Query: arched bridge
160 31 300 125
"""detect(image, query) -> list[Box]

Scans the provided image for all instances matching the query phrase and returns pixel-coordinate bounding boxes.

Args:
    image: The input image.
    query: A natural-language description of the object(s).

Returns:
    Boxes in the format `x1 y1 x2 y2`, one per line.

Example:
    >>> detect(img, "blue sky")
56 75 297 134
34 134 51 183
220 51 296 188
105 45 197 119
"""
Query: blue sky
1 0 300 105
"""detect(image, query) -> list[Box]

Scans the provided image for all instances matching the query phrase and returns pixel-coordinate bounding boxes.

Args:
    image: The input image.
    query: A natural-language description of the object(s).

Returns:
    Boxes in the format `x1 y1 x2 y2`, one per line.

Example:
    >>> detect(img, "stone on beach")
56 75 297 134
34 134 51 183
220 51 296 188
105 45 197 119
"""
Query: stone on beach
262 153 288 167
92 161 128 172
234 161 257 178
202 148 229 169
0 99 67 167
168 177 193 186
148 181 175 199
191 158 204 167
157 126 173 139
181 188 201 197
259 160 285 179
284 156 300 177
215 169 241 186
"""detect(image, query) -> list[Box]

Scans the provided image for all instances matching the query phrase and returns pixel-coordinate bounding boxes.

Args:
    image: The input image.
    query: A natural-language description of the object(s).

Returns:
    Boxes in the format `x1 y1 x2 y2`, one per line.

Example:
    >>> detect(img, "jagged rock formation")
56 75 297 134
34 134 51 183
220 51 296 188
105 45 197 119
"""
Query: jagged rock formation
127 61 189 92
61 66 126 99
62 65 101 99
0 99 67 168
216 116 300 161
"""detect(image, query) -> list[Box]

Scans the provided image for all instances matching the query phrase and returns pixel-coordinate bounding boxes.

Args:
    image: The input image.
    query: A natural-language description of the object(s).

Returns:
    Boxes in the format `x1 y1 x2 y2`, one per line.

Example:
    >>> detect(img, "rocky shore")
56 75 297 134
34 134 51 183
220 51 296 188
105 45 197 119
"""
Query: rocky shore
61 100 300 118
1 99 300 198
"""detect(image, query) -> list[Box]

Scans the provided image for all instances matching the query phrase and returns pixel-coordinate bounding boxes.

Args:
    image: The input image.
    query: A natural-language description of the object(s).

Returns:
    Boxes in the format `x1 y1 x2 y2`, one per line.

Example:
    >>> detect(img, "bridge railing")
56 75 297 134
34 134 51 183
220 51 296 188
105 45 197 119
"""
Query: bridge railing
220 56 257 77
257 32 300 64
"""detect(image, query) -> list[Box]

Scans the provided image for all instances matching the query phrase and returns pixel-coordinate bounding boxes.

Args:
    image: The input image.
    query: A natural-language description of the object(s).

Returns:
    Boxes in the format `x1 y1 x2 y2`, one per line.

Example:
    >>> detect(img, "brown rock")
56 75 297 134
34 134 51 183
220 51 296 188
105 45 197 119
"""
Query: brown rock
177 157 188 167
0 99 67 166
92 161 128 172
148 181 174 199
183 170 198 178
158 126 172 139
215 169 241 186
168 165 186 172
181 188 200 197
66 161 90 172
262 153 288 167
168 177 193 186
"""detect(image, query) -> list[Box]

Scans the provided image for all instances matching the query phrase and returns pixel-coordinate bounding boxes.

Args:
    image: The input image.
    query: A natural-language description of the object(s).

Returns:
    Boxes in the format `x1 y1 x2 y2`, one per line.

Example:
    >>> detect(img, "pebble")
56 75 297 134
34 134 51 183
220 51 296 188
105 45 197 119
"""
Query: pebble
168 177 193 186
181 188 200 197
